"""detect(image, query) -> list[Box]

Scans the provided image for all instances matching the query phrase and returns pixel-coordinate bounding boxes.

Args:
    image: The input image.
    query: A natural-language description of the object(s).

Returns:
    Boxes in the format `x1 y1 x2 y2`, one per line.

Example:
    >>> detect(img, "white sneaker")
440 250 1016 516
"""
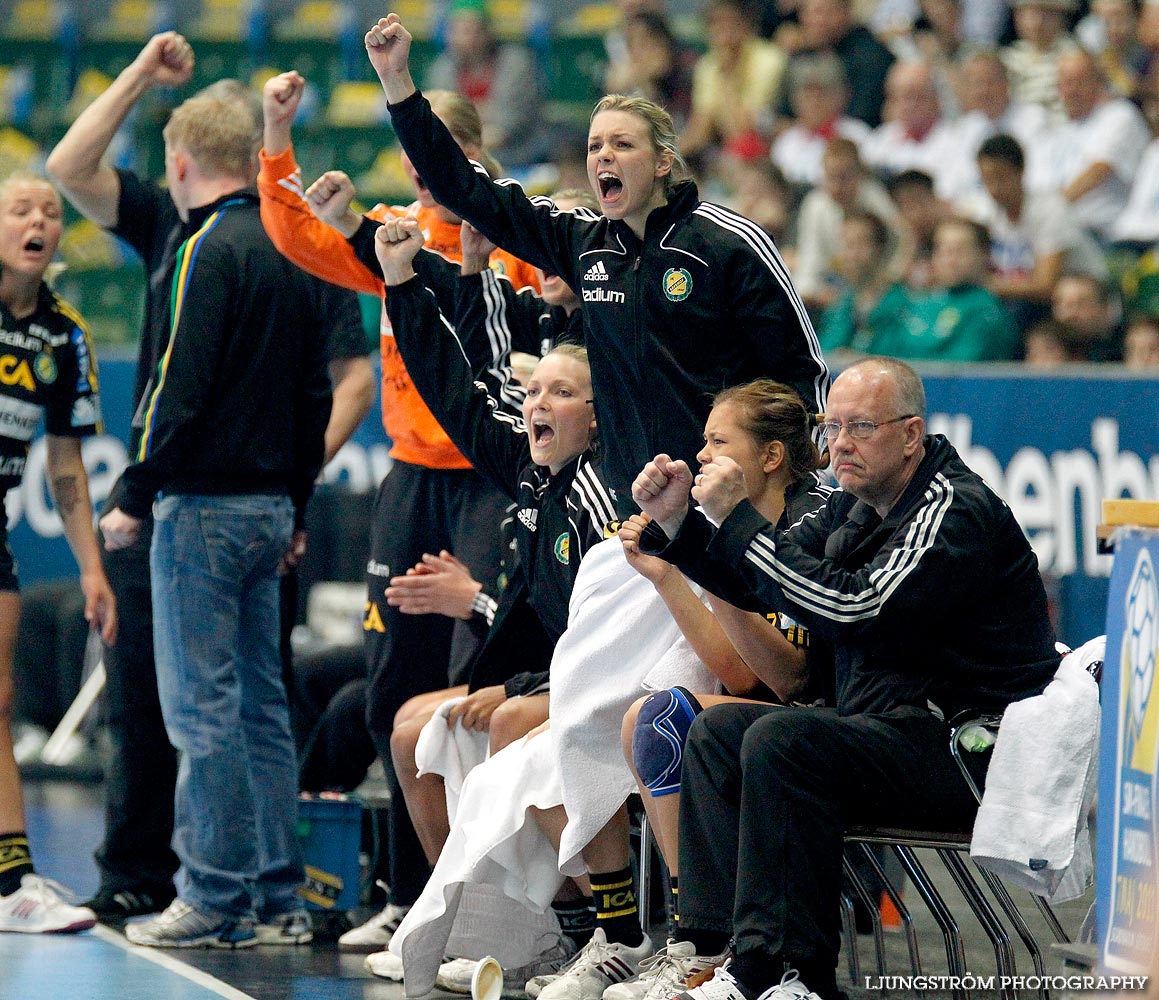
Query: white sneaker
755 970 823 1000
678 966 821 1000
255 909 313 945
0 874 97 934
538 928 654 1000
366 948 405 980
604 939 728 1000
437 935 579 993
338 902 410 952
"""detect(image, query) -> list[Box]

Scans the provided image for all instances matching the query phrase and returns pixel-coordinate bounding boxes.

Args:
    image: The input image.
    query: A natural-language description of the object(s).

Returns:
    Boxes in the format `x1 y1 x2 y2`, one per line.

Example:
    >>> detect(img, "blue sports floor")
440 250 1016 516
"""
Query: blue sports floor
1 781 405 1000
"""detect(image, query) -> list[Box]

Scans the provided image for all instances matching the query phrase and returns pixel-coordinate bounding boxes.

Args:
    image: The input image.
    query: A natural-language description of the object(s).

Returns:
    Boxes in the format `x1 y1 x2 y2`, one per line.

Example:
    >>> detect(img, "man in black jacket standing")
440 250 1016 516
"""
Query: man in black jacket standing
632 357 1059 1000
99 89 332 949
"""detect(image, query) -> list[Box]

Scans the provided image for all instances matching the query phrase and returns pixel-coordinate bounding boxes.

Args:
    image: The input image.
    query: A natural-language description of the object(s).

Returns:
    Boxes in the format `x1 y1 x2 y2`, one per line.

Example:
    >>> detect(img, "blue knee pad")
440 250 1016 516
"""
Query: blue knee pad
632 687 702 797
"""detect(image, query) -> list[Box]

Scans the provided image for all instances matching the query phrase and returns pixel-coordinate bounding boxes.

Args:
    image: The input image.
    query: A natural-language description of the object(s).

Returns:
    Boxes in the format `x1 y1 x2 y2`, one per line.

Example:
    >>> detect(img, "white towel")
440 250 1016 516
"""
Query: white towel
550 538 718 876
414 696 491 821
970 636 1103 902
390 730 566 996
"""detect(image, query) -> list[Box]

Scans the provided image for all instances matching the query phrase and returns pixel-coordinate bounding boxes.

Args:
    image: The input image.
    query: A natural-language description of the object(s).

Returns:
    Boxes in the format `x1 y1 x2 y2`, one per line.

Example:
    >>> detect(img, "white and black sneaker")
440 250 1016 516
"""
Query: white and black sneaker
604 939 729 1000
537 928 654 1000
338 901 410 952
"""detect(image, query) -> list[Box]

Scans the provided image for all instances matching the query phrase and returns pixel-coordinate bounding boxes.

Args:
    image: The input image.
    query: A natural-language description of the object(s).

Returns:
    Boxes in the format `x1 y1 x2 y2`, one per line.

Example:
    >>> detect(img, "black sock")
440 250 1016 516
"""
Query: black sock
0 833 33 896
553 896 596 949
590 866 645 947
669 875 679 928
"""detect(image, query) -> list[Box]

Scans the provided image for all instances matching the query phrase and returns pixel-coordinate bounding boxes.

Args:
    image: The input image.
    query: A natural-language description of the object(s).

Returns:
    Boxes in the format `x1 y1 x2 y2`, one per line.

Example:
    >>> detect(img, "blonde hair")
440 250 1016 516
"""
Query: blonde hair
551 188 599 212
163 94 261 180
544 342 590 371
591 94 688 195
0 170 60 207
712 379 822 483
426 88 503 178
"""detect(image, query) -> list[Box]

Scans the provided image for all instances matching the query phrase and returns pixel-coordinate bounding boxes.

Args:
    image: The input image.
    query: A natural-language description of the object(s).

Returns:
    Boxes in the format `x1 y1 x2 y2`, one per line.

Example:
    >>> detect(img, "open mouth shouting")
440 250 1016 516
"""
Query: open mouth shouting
531 419 556 449
597 171 623 205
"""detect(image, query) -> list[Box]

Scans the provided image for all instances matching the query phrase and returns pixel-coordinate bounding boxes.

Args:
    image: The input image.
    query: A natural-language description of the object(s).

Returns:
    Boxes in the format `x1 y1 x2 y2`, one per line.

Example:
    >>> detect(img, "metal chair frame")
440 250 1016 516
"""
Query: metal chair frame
842 714 1072 1000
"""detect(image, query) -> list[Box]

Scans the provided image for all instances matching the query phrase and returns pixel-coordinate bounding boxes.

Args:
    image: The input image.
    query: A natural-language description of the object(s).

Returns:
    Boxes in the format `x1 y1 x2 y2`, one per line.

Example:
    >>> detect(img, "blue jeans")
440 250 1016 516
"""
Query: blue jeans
151 493 302 920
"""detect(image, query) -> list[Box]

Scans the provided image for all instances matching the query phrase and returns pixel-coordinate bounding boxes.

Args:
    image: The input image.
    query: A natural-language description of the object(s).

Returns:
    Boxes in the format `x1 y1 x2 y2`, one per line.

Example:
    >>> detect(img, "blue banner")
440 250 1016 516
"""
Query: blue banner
1098 528 1159 973
6 359 1158 645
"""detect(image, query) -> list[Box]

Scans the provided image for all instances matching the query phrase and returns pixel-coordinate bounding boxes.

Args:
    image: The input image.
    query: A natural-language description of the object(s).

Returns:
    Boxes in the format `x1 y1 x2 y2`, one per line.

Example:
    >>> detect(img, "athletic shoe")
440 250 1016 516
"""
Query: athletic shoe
675 967 821 1000
437 935 579 994
365 948 405 980
0 875 97 934
537 928 654 1000
338 902 410 952
84 886 174 926
255 909 313 945
124 898 257 949
526 970 560 998
604 939 729 1000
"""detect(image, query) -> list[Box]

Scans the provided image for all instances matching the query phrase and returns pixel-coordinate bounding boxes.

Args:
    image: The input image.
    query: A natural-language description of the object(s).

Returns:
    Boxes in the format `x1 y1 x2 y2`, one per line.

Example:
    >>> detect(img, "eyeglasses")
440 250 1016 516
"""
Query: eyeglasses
817 414 916 441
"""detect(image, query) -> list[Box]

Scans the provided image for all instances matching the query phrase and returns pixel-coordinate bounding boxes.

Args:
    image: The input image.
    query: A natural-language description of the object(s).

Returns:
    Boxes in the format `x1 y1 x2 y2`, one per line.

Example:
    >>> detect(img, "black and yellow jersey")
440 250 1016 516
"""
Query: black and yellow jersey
0 280 101 495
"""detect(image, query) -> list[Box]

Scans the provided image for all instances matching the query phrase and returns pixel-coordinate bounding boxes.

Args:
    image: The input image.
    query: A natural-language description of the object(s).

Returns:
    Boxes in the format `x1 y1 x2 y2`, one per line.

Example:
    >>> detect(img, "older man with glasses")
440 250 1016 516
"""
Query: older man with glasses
630 357 1060 1000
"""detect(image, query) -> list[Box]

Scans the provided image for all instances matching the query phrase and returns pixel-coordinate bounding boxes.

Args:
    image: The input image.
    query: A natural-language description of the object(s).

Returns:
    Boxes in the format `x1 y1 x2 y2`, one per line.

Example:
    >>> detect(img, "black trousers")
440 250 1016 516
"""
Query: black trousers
678 704 980 999
363 461 508 906
95 515 180 894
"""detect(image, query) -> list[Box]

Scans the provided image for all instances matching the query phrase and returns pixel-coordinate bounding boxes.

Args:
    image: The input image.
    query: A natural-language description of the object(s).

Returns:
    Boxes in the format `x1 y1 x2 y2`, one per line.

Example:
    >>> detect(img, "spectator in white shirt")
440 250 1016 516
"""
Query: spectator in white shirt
770 52 869 187
1111 62 1159 247
960 133 1108 310
1029 48 1151 241
794 136 904 308
860 60 962 195
941 50 1050 200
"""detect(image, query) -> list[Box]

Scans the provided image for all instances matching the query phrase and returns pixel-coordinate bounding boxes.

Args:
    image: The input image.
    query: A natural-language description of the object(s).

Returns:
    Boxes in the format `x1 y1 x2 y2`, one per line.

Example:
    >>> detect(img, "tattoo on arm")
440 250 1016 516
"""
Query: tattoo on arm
53 476 81 519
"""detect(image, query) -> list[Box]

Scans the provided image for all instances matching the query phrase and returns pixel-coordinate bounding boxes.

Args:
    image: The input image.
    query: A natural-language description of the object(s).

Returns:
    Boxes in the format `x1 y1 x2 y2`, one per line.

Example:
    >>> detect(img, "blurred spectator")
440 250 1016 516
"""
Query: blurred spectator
1024 317 1086 364
1123 313 1159 367
1052 272 1123 359
770 52 869 186
960 134 1107 311
794 137 903 308
941 50 1050 200
860 61 961 193
426 0 550 168
1110 61 1159 248
888 0 968 118
754 0 804 43
1082 0 1153 99
681 0 788 163
1030 48 1150 241
818 211 909 352
888 168 952 288
782 0 896 127
722 158 796 246
604 11 695 130
872 217 1019 360
872 0 1009 45
604 0 669 87
1001 0 1080 121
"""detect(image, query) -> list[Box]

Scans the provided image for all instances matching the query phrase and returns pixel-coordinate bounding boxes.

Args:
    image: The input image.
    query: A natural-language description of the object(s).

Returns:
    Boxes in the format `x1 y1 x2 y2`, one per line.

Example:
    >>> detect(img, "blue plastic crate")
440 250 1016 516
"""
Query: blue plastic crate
296 793 363 911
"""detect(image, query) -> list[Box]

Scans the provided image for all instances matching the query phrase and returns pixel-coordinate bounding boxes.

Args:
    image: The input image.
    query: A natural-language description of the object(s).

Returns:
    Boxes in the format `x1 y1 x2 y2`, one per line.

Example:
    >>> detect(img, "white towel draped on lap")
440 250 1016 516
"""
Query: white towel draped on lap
971 636 1103 902
414 695 491 820
390 729 566 996
550 538 718 877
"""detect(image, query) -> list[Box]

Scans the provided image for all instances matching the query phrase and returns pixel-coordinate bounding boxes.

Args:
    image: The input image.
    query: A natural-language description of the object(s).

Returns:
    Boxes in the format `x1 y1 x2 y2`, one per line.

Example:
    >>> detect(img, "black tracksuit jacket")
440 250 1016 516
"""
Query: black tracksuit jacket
118 190 332 525
384 274 616 686
650 435 1059 718
387 90 830 515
